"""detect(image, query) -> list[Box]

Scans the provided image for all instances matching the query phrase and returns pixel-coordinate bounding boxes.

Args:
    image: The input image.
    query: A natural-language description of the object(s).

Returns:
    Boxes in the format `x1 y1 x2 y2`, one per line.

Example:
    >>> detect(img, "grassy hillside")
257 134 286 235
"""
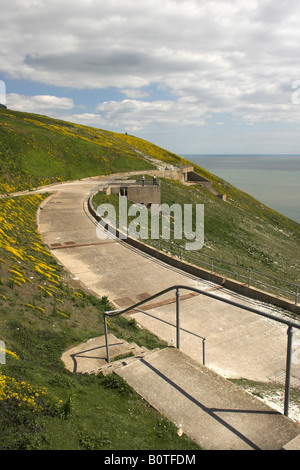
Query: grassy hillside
0 194 202 450
159 176 300 288
0 108 299 449
0 108 181 193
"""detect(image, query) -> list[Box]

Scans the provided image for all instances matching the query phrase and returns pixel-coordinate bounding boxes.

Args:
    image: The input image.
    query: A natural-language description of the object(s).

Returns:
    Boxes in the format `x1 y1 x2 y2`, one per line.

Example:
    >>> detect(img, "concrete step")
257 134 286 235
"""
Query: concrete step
97 346 161 376
116 347 300 450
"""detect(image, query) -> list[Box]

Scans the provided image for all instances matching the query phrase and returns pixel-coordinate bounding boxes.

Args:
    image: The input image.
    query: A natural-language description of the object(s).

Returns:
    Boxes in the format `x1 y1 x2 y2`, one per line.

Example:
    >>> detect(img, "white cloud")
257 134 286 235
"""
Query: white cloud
121 88 150 99
0 80 6 106
6 94 75 112
94 98 207 130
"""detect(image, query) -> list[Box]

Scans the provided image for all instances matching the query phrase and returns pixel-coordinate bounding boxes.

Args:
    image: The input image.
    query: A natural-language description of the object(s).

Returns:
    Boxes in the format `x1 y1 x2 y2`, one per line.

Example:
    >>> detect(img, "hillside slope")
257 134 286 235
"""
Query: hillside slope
0 108 181 193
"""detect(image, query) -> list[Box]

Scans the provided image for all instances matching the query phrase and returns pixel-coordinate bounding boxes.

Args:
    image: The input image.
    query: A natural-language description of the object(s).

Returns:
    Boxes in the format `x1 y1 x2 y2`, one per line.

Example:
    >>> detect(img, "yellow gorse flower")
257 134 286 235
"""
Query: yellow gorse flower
0 372 47 412
0 195 70 317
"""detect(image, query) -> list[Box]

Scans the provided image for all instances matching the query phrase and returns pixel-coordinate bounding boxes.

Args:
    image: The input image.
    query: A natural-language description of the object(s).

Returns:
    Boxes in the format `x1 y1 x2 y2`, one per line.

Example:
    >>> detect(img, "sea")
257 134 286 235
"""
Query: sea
182 154 300 225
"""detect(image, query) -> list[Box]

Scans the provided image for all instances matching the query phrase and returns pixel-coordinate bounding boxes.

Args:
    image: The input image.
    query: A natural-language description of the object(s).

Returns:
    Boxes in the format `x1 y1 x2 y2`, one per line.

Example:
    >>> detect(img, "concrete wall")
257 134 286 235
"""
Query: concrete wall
105 182 161 206
187 171 212 189
102 166 213 192
158 169 185 180
158 167 212 189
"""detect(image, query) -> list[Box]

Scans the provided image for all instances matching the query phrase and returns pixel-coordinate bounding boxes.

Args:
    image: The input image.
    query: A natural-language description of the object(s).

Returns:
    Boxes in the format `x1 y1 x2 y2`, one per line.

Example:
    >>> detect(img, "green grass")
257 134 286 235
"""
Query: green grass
0 108 182 194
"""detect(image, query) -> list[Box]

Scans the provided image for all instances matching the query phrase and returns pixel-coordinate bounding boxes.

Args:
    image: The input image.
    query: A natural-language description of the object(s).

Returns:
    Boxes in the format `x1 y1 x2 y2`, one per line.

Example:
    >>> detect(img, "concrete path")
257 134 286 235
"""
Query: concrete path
30 176 300 448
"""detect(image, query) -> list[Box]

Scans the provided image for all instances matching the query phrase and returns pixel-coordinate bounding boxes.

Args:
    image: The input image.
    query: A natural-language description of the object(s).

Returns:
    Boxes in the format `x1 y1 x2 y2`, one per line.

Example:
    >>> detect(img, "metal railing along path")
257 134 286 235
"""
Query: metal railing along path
148 239 299 305
103 284 300 418
88 185 299 306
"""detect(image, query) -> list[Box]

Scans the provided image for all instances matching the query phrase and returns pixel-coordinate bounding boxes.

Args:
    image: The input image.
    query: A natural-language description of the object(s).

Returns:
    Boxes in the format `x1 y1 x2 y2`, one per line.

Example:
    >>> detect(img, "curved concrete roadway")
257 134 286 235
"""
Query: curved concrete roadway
31 175 300 395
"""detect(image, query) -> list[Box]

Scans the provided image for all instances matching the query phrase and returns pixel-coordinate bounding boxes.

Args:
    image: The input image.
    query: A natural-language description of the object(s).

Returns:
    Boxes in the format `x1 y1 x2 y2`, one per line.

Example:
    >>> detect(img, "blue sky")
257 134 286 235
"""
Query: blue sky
1 0 300 155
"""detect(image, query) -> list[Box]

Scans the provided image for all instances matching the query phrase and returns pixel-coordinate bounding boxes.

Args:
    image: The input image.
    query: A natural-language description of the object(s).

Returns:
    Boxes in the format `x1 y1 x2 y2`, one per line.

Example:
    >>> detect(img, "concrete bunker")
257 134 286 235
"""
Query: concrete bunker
106 178 161 207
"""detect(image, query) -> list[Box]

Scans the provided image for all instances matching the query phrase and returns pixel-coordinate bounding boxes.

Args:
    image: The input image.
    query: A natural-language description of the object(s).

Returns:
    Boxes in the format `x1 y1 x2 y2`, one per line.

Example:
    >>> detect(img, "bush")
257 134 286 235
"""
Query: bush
98 373 134 396
78 430 111 450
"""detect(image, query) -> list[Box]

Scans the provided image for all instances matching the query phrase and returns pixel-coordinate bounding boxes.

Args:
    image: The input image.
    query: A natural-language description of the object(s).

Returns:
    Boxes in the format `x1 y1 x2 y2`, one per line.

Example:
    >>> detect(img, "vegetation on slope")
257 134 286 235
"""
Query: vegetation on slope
0 108 181 194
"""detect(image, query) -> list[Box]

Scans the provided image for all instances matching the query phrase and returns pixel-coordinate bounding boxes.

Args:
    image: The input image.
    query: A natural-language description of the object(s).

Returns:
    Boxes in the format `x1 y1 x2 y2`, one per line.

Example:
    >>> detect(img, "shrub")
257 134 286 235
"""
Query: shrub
78 430 111 450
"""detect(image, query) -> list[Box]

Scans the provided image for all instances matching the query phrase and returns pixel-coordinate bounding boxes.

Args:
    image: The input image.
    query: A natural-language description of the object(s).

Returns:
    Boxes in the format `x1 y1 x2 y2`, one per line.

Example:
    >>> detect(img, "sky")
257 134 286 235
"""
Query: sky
1 0 300 155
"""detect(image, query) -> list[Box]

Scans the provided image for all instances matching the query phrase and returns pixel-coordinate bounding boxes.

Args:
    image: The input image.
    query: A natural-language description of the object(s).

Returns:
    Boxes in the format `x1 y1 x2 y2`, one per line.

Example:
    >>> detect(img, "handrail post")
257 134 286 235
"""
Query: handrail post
296 285 299 305
248 269 251 288
176 287 180 350
284 325 293 417
104 313 110 363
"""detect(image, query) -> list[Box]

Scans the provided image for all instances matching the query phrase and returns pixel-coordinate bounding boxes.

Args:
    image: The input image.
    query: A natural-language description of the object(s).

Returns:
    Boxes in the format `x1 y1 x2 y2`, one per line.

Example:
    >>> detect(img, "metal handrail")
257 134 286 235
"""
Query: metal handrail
103 284 300 418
